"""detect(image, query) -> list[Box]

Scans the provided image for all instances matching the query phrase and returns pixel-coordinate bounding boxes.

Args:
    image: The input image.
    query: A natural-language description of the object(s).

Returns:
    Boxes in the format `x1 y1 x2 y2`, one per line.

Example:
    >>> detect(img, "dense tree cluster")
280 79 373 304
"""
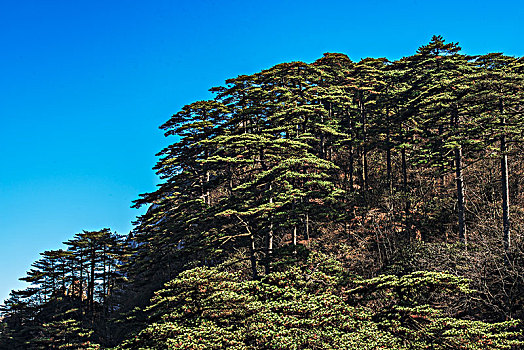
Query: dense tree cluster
1 36 523 349
0 229 128 349
117 253 521 350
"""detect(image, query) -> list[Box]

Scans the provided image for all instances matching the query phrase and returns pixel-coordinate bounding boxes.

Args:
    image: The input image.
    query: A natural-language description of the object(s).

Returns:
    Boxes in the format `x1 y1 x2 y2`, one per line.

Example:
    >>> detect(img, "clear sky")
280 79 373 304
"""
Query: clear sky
1 0 523 304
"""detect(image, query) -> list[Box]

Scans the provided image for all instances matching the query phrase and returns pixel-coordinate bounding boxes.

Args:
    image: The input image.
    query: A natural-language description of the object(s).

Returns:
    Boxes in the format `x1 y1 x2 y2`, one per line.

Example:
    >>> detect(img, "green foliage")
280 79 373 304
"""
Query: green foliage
0 229 127 349
117 254 521 350
2 35 524 349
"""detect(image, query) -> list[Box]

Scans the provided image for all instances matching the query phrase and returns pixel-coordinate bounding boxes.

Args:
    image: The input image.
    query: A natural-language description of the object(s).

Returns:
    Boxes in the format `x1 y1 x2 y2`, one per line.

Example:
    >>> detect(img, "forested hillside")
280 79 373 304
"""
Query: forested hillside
1 36 523 349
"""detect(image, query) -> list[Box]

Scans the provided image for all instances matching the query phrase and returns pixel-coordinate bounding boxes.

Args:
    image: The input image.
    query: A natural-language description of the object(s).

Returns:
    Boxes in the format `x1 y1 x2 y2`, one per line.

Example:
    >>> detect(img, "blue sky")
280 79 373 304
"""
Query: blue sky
1 0 523 303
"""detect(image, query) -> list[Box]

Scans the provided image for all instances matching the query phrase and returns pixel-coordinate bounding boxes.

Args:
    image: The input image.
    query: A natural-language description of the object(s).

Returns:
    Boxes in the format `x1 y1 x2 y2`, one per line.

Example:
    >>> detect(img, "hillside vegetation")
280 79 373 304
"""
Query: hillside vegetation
1 36 523 349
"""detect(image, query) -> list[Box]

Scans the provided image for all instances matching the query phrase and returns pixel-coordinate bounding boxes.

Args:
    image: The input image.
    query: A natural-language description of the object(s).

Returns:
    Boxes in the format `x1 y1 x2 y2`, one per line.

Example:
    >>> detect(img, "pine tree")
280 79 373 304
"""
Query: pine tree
407 35 472 244
469 53 524 251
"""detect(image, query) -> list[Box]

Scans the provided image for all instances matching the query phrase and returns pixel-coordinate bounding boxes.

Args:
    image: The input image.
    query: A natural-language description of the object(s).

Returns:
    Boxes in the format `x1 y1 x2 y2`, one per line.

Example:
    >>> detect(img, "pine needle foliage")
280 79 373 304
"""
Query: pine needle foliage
2 36 524 349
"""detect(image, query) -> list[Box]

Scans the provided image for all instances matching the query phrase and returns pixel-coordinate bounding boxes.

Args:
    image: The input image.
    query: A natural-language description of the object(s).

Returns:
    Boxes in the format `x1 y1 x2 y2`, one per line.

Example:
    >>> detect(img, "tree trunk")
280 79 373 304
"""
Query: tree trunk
386 106 392 192
401 147 410 238
203 149 210 205
89 246 95 313
102 245 106 303
305 212 309 240
292 200 297 247
438 124 446 188
455 146 466 245
363 145 368 191
349 144 354 190
79 249 85 311
249 231 258 280
265 184 274 275
451 109 467 246
360 99 368 191
501 116 510 251
386 148 392 190
347 111 355 191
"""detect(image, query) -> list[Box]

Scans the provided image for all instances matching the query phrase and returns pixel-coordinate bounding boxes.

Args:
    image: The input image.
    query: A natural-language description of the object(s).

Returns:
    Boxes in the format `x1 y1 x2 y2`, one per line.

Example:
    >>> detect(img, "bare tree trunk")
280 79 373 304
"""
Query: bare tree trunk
206 171 210 206
439 124 446 188
102 244 107 306
79 249 85 313
347 111 355 191
402 148 408 190
265 184 273 275
501 116 510 251
363 145 369 191
203 149 210 206
386 106 392 192
250 232 258 280
89 246 95 314
349 144 354 190
455 146 466 245
305 212 309 240
360 99 369 191
292 200 297 254
451 110 467 246
401 147 410 238
387 148 392 190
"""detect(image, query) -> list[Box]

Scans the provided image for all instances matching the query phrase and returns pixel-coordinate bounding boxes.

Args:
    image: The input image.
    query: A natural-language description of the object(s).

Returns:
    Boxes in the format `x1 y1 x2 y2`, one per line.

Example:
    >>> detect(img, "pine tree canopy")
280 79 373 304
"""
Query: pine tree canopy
1 36 524 349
